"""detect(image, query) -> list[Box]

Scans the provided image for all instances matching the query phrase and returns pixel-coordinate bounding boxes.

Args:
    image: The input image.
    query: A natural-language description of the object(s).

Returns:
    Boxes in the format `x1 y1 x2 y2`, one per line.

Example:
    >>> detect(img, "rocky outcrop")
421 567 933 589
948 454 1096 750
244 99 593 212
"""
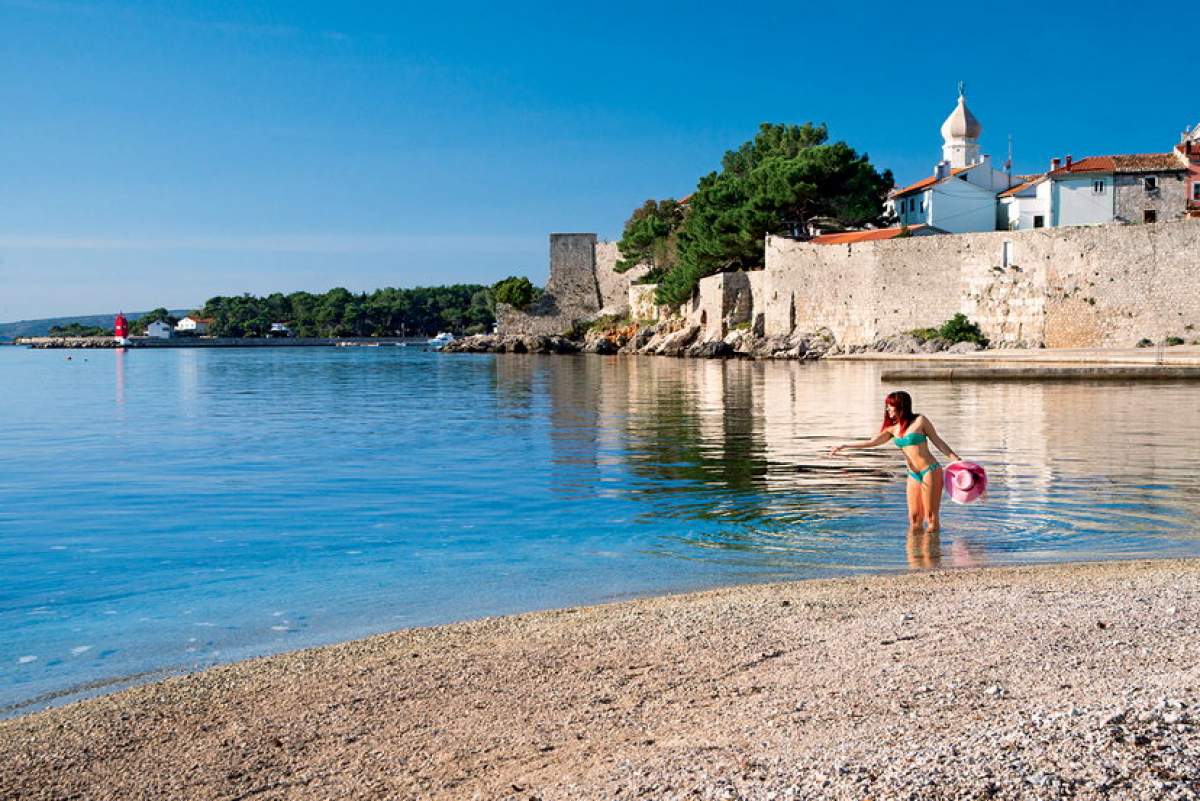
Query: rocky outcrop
444 322 992 361
441 334 580 355
23 337 122 349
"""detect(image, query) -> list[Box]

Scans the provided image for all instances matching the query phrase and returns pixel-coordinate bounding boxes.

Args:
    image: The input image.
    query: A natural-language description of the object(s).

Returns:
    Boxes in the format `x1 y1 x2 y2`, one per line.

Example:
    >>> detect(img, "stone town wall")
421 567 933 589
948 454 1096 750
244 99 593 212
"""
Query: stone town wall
1114 174 1190 224
594 241 649 312
762 219 1200 348
762 237 881 342
629 284 661 322
688 271 759 340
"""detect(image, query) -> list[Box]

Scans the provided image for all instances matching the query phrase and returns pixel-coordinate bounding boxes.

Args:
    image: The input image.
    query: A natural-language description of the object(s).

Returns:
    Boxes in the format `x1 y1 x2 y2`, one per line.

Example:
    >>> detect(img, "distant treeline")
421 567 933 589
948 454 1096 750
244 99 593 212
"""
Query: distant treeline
199 285 498 338
48 323 113 337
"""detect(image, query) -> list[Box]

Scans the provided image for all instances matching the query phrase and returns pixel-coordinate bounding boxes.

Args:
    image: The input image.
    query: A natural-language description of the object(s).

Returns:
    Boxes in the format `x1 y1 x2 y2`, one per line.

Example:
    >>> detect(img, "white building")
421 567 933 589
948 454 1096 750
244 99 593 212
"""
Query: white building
998 175 1051 230
146 320 174 339
886 85 1016 234
175 315 211 335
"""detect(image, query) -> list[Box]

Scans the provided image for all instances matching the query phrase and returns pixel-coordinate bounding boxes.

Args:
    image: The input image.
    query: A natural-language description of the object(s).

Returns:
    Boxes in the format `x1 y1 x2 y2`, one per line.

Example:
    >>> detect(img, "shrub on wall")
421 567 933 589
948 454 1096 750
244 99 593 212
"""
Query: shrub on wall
937 313 989 346
911 314 989 347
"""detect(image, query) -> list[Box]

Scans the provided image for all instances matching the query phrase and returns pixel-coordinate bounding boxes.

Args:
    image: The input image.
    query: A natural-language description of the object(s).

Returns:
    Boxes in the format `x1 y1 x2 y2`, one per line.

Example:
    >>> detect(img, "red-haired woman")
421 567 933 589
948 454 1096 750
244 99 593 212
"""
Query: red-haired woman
829 391 961 532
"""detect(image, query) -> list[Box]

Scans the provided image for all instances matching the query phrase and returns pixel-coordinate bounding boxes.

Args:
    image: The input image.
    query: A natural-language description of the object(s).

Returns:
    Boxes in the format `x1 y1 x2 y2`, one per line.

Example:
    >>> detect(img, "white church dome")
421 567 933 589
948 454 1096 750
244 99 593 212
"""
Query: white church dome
941 89 982 141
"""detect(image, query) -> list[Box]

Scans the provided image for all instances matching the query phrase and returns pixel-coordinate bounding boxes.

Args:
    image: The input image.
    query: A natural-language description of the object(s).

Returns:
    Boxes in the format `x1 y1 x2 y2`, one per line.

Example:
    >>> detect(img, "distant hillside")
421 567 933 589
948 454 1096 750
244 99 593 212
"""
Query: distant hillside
0 310 191 340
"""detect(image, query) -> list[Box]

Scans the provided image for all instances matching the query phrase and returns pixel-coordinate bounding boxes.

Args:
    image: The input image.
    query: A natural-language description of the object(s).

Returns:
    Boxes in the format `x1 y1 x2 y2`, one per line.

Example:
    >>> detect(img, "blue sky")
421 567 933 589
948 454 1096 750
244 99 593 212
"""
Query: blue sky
1 0 1194 320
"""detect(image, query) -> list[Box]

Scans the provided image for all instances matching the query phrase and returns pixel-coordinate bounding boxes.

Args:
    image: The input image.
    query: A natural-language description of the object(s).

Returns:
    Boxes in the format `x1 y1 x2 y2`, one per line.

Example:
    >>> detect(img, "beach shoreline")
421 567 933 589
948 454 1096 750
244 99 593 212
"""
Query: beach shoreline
3 558 1198 800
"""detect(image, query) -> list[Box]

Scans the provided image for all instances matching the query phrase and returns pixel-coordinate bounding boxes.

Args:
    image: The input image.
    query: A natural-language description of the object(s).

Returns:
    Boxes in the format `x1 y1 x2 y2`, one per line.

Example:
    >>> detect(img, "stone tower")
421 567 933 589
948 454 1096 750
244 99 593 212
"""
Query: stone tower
940 82 982 168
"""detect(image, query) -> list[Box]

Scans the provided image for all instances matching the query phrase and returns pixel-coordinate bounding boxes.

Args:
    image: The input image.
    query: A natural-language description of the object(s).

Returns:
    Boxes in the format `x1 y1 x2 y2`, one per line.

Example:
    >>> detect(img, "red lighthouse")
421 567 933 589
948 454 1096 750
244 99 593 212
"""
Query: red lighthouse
114 312 129 345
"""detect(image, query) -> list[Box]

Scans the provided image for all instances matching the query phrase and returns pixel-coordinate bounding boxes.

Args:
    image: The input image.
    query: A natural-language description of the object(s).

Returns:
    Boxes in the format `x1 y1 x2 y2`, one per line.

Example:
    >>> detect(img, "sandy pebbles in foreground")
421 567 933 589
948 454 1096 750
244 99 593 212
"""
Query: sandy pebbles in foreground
2 559 1198 800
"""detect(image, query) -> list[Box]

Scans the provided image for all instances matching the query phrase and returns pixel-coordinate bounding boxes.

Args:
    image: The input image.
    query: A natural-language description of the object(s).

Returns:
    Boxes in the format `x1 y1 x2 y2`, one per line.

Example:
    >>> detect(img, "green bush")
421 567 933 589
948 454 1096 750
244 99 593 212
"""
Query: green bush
1165 336 1185 346
936 313 989 346
1135 338 1153 348
492 276 539 310
909 314 988 347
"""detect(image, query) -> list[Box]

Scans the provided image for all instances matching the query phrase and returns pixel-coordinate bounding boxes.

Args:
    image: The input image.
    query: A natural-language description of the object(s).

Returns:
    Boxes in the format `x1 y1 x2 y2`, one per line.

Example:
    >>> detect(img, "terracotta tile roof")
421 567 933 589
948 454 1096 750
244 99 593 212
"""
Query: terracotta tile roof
1049 153 1185 176
811 225 931 245
889 167 971 199
998 176 1045 198
1112 153 1186 172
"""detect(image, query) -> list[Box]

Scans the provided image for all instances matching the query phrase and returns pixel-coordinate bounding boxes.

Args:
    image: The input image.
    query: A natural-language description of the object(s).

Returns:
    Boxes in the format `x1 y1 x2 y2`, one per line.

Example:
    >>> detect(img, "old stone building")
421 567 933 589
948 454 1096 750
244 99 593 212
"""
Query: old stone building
1046 153 1190 226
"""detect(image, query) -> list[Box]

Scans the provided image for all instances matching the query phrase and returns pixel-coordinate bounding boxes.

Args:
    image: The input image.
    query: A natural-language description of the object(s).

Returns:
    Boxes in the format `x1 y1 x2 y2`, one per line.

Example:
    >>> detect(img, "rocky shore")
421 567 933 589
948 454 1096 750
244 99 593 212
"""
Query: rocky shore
442 322 993 361
2 558 1197 800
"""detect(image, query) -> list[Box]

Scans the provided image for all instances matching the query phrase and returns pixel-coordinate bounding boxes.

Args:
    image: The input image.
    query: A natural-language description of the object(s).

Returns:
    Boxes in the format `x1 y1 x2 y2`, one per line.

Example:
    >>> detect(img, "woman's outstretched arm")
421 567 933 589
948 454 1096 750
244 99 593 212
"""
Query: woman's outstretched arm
923 419 961 462
829 430 893 455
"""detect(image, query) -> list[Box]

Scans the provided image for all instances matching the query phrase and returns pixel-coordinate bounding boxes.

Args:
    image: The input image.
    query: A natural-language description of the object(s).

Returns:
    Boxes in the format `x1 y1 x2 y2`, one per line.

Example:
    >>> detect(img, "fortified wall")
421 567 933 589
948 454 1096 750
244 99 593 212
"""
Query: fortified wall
758 218 1200 348
497 234 648 335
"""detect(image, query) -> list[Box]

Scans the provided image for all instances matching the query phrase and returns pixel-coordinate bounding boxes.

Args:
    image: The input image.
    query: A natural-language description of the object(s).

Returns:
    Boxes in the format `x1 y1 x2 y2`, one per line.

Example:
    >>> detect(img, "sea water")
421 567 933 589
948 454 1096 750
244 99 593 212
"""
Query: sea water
2 346 1198 714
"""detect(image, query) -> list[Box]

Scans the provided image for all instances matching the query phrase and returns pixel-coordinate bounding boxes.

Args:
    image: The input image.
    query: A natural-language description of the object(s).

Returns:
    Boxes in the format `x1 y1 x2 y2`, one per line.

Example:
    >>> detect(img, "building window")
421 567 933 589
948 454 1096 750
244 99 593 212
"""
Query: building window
1033 215 1045 228
1144 209 1157 224
1193 183 1200 201
1092 179 1106 194
1144 175 1158 192
920 200 925 213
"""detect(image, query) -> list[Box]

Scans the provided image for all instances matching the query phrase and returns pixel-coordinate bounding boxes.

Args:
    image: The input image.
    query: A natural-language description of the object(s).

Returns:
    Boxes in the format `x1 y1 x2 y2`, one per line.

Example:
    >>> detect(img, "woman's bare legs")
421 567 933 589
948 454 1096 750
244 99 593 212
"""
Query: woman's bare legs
921 468 944 532
906 477 926 532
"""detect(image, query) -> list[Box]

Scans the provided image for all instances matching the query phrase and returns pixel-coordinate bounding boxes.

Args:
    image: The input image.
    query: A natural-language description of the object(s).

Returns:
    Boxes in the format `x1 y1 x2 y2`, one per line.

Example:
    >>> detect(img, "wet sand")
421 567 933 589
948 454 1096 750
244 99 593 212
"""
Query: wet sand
2 558 1198 800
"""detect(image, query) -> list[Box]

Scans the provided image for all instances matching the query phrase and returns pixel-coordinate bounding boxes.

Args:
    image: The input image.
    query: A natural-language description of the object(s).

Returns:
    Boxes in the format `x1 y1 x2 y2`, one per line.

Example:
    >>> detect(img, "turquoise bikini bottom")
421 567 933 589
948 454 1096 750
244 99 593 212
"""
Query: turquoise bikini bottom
907 462 941 484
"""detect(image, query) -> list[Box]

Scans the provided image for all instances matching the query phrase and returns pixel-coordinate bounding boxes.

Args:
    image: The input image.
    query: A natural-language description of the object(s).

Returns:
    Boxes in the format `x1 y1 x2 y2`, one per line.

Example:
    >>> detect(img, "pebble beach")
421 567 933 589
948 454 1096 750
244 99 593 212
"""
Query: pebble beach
2 558 1198 800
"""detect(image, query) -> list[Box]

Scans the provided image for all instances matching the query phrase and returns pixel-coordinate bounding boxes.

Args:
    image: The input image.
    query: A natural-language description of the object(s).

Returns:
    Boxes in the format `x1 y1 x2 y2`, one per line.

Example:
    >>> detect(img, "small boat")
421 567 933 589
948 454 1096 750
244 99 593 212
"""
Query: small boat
426 332 455 349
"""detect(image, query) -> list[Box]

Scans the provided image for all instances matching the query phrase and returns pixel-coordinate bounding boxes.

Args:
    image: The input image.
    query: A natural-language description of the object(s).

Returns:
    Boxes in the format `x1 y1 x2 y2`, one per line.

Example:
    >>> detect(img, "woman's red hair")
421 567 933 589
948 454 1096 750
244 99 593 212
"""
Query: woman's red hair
881 390 915 434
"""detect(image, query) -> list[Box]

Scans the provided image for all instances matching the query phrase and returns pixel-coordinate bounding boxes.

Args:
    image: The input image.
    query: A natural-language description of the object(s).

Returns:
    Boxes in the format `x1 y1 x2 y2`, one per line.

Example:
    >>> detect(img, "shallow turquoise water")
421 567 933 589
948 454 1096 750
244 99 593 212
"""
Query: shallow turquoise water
2 346 1198 714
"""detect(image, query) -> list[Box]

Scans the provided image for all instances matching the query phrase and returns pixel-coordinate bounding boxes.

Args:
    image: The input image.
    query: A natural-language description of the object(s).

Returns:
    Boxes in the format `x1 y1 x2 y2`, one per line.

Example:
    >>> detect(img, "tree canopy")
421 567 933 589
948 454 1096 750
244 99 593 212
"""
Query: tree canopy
49 323 112 337
491 276 540 310
198 285 498 338
614 198 685 279
644 122 894 307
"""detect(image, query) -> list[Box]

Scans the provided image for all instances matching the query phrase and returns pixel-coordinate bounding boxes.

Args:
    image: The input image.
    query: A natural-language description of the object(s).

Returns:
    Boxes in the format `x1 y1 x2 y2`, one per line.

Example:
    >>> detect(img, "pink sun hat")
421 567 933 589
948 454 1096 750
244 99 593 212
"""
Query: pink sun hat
944 461 987 504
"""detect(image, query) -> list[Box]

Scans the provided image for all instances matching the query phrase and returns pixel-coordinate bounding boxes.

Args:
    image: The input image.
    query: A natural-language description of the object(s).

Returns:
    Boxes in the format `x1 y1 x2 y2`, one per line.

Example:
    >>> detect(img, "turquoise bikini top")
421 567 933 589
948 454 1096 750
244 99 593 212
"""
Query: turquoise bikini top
893 430 928 448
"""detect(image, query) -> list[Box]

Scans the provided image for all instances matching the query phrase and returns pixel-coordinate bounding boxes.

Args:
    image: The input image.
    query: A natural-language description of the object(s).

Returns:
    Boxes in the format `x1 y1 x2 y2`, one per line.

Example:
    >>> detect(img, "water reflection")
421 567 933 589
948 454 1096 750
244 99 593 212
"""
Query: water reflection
907 529 941 569
522 356 1200 570
114 348 126 406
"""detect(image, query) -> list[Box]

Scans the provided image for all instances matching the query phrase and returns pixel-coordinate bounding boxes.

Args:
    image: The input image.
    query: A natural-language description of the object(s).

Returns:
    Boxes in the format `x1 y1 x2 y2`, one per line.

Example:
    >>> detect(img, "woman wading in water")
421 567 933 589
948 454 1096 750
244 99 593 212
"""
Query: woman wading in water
829 391 961 532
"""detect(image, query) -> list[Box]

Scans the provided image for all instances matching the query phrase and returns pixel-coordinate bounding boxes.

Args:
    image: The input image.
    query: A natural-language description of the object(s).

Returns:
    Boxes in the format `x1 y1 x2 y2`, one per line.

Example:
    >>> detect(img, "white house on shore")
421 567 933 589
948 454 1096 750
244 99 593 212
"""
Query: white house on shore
175 315 212 335
146 320 173 339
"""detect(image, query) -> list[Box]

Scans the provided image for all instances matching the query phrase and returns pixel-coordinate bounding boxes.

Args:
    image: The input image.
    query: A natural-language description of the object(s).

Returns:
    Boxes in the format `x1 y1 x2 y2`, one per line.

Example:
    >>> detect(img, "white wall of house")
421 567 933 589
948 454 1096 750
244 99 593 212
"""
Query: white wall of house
1003 182 1052 230
927 178 998 233
175 317 209 334
1052 174 1114 227
960 157 1012 193
892 190 932 227
146 321 173 339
